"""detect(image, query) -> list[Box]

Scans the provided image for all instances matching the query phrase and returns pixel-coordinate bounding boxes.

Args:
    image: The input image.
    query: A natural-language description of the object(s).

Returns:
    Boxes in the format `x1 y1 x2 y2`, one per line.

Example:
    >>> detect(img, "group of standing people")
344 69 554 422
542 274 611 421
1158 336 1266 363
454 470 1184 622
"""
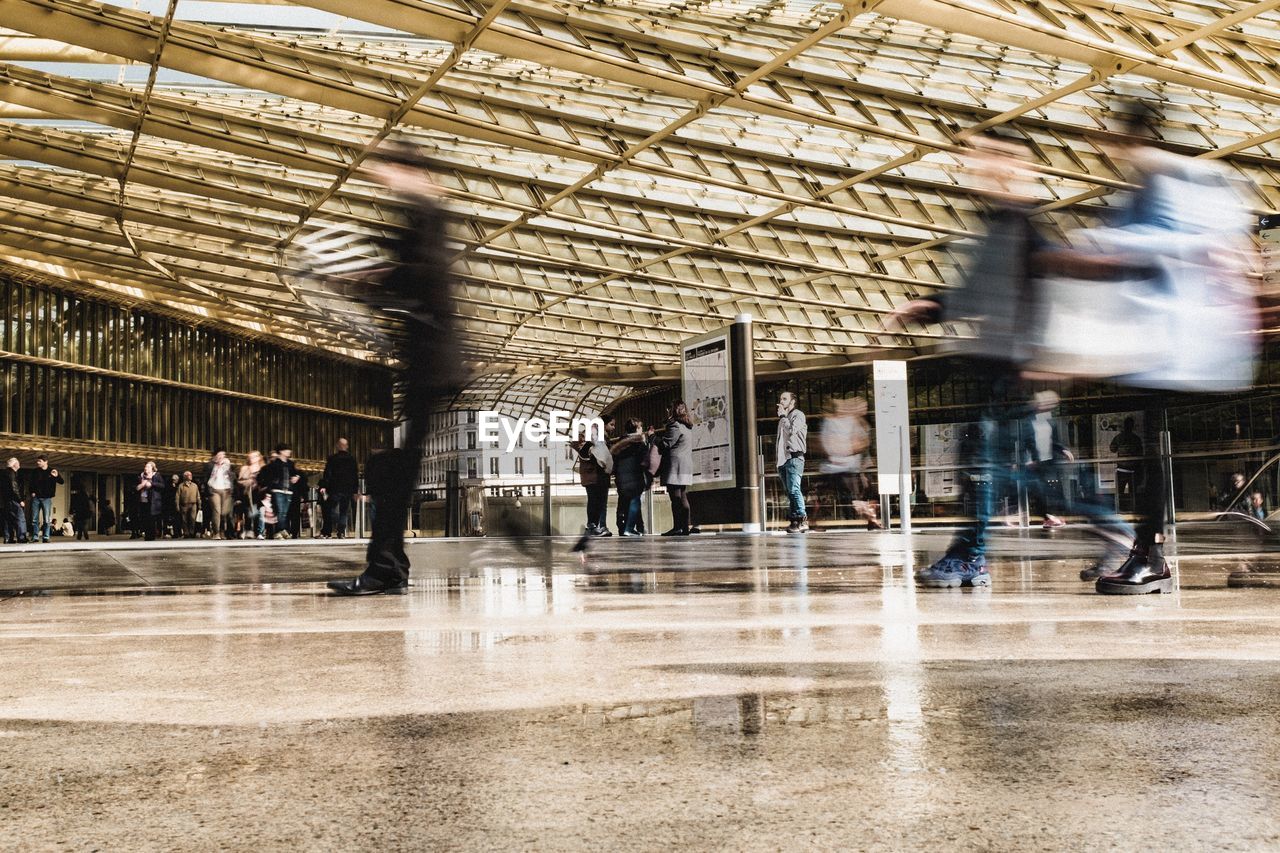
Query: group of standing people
573 404 700 537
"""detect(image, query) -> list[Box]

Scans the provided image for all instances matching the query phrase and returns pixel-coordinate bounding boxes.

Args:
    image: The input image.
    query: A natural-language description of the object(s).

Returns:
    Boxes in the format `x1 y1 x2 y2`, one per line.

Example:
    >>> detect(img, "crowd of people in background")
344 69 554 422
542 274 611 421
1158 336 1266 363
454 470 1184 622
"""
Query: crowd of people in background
0 439 363 545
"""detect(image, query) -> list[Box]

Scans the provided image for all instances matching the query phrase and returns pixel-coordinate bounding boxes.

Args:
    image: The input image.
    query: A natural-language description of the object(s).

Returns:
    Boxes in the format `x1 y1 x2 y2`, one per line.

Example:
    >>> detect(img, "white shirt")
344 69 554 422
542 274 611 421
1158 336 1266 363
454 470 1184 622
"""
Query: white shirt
208 460 232 491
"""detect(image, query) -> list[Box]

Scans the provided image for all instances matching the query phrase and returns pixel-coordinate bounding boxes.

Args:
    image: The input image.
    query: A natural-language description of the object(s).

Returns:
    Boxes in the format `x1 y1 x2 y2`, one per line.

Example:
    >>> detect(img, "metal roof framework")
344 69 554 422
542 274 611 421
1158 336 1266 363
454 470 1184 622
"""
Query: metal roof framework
1 0 1279 416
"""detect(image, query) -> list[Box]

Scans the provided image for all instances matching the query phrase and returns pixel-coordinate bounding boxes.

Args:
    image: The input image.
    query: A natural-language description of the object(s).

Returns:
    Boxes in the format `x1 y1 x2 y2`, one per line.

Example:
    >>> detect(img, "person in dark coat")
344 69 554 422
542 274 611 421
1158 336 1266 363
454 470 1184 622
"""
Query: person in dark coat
70 487 93 540
610 418 651 536
134 461 165 541
321 437 359 539
329 142 465 595
2 457 28 544
98 499 116 536
257 446 300 539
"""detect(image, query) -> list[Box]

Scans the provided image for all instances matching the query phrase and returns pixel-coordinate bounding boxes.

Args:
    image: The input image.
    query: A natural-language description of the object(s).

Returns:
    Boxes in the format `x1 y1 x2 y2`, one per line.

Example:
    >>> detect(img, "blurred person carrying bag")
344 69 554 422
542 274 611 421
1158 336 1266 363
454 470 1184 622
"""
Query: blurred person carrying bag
1027 149 1258 392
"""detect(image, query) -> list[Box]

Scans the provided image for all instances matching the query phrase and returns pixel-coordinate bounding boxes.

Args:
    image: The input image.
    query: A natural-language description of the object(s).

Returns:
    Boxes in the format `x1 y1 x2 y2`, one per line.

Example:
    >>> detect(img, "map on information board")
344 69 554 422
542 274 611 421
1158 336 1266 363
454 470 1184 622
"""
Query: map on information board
682 331 734 489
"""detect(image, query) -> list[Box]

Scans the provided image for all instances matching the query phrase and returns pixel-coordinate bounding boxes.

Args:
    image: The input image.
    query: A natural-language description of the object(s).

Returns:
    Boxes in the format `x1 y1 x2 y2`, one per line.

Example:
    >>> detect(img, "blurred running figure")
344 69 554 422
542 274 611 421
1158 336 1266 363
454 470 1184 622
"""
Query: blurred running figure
1056 102 1257 593
891 132 1134 588
819 396 882 529
329 142 464 595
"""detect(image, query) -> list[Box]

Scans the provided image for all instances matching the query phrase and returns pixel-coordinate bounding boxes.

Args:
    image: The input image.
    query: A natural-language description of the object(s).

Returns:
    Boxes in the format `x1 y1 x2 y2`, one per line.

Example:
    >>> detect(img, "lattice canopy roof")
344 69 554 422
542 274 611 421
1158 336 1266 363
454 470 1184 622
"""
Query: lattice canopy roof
2 0 1279 398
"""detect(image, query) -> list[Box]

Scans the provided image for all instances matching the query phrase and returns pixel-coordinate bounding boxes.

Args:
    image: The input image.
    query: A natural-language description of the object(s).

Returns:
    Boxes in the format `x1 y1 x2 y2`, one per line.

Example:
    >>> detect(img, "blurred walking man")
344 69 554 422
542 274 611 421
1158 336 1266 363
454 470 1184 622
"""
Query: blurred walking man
891 132 1133 588
329 142 464 595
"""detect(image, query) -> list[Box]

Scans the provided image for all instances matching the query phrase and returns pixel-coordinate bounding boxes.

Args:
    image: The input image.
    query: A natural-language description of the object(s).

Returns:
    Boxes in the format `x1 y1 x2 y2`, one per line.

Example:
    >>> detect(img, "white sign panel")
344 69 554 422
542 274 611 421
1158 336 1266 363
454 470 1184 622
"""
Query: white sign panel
873 360 909 496
923 422 971 499
682 330 735 489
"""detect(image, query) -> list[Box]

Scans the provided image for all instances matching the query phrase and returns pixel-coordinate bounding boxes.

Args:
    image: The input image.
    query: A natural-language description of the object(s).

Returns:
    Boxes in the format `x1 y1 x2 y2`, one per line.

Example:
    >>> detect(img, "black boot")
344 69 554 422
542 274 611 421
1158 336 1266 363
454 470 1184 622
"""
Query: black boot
1095 544 1173 595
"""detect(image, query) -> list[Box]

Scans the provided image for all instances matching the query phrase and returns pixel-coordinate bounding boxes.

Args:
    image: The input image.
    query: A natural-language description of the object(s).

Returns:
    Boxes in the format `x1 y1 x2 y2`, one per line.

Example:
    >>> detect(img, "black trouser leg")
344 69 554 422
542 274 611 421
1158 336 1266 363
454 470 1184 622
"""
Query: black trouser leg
1135 408 1167 549
669 486 690 532
585 483 607 531
362 361 440 585
363 451 415 586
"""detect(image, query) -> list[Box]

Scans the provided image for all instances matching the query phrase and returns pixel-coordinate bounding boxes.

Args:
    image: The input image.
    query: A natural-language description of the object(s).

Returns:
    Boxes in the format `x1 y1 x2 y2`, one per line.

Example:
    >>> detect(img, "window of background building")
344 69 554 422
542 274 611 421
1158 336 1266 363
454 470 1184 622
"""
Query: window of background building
468 431 476 450
514 458 524 475
467 458 478 479
489 457 499 477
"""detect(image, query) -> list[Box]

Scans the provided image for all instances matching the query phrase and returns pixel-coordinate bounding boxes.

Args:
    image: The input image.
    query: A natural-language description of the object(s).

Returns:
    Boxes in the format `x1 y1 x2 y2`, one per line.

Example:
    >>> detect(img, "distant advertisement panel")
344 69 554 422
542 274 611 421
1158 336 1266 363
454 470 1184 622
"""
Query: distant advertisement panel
681 330 735 490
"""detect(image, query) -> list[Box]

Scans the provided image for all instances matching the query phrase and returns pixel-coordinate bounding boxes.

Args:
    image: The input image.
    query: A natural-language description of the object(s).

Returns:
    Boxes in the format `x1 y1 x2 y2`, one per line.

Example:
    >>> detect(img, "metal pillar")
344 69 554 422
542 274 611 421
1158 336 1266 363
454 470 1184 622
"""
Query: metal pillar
731 314 761 533
444 468 460 538
1160 408 1176 545
898 425 912 535
355 477 366 539
542 462 552 536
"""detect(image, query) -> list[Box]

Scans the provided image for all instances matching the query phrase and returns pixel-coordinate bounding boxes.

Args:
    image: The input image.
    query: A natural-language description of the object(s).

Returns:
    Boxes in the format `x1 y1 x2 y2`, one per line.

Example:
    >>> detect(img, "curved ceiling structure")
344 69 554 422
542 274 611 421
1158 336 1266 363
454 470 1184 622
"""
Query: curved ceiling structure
1 0 1279 409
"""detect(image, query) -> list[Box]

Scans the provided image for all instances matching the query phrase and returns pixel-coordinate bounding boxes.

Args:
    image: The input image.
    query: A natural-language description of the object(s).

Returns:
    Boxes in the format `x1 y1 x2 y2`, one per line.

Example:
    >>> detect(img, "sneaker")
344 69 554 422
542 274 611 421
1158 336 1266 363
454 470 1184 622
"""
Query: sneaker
915 554 990 588
1042 515 1066 530
1095 547 1173 595
796 518 809 533
597 529 613 538
784 520 800 534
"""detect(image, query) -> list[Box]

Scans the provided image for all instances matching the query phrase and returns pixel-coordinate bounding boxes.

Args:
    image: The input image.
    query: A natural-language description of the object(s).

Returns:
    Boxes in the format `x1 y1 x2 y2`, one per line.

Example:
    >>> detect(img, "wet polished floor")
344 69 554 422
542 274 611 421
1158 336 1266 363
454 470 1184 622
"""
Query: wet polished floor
2 532 1278 850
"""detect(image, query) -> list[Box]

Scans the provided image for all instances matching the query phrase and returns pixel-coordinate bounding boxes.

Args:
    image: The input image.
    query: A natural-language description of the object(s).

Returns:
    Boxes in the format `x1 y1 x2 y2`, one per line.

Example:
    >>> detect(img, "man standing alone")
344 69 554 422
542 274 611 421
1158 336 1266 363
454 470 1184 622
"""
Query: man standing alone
321 438 359 539
776 391 809 533
28 455 63 543
176 471 201 539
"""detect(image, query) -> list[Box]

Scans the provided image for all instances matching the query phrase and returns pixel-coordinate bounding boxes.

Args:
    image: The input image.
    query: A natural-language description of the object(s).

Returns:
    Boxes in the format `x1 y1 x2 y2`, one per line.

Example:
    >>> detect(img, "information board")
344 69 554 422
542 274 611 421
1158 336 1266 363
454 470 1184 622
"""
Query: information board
873 360 909 496
681 330 735 489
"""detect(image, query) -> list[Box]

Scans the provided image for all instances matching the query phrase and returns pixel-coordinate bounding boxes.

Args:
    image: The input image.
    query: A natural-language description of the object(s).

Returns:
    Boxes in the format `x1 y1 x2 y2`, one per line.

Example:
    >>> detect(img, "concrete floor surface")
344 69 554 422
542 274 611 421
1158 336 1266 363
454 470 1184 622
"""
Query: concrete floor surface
1 532 1278 850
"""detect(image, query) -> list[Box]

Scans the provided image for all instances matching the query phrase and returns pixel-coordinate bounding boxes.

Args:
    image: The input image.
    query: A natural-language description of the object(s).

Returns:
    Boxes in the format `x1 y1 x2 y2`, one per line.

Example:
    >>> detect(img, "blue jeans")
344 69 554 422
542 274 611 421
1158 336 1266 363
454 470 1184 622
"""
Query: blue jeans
779 456 806 519
272 492 292 536
32 497 53 541
948 370 1132 561
247 501 265 537
621 492 643 534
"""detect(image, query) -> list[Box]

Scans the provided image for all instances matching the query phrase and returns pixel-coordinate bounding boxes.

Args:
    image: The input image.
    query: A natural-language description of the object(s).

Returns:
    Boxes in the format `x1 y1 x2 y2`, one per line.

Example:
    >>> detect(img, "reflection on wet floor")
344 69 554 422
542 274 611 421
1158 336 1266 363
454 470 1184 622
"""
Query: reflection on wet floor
3 663 1278 849
2 532 1280 847
3 529 1280 595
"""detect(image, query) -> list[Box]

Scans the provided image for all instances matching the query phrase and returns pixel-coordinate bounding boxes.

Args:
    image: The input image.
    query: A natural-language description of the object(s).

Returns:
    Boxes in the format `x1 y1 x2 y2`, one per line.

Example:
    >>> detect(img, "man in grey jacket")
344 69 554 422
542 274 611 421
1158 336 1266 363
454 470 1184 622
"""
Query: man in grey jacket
776 391 809 533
